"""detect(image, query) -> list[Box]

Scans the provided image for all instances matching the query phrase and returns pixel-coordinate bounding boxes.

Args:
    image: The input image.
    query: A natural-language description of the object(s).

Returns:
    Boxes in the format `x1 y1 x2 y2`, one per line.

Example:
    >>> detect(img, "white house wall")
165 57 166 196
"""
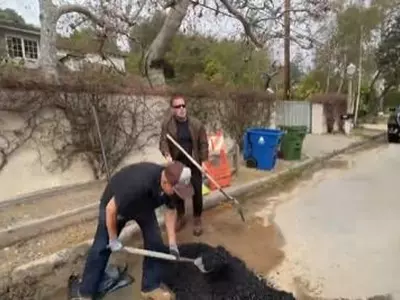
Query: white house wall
3 51 126 72
5 51 126 72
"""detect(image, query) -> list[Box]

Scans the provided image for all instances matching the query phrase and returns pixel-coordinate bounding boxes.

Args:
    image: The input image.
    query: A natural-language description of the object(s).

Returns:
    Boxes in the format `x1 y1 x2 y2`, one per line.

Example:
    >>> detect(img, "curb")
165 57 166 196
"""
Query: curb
0 203 99 249
0 145 240 209
0 179 106 209
3 132 386 296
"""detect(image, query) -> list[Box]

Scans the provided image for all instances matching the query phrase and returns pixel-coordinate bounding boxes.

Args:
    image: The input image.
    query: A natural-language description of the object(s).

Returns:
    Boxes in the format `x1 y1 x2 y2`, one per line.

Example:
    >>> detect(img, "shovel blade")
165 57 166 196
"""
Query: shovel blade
194 257 210 273
234 201 246 222
237 206 246 222
223 197 246 223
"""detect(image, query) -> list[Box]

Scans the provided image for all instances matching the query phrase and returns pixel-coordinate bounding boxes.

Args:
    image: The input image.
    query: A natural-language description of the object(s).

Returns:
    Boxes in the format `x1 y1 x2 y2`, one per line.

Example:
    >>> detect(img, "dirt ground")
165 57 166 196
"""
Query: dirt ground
47 194 286 300
0 219 98 275
176 205 285 275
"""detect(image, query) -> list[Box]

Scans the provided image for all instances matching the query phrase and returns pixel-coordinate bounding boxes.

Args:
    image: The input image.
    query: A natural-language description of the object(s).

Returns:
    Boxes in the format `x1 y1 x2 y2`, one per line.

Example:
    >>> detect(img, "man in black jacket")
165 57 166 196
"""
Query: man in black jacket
76 161 193 300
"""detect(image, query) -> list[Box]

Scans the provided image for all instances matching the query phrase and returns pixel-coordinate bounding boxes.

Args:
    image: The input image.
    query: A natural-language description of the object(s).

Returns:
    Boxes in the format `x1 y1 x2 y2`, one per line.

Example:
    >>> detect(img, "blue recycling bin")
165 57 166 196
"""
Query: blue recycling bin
243 128 283 170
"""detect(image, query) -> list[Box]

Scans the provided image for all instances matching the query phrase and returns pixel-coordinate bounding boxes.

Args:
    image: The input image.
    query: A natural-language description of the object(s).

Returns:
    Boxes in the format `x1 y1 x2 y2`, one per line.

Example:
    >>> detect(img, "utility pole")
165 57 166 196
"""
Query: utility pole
354 25 363 126
283 0 291 100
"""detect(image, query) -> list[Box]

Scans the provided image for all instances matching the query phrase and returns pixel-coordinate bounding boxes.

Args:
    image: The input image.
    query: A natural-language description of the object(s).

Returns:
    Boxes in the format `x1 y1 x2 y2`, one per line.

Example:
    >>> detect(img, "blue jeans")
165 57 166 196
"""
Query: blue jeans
79 201 169 296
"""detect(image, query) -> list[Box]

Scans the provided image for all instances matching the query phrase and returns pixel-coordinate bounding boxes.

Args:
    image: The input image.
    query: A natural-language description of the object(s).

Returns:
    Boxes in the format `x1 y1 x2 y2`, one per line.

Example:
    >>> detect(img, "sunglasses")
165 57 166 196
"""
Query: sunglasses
173 104 186 109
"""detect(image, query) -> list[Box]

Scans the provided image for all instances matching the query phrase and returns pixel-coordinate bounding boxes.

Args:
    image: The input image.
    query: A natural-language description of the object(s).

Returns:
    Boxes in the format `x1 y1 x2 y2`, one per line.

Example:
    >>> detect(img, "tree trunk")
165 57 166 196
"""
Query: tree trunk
38 0 59 82
378 86 390 113
325 66 331 93
144 0 191 87
38 1 106 82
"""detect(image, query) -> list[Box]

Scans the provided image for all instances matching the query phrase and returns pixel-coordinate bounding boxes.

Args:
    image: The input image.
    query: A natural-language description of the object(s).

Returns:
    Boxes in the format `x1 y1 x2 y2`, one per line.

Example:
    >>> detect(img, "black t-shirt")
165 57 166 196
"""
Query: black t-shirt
176 119 193 167
106 162 176 220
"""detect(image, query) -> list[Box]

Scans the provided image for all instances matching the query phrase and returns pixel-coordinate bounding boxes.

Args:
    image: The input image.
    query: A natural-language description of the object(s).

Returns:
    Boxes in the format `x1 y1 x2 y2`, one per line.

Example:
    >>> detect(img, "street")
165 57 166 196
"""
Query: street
54 141 400 300
267 143 400 299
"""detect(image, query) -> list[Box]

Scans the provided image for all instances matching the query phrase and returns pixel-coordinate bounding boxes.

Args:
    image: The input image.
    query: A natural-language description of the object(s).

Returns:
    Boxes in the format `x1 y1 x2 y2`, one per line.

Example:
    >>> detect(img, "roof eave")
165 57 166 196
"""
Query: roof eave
0 24 40 36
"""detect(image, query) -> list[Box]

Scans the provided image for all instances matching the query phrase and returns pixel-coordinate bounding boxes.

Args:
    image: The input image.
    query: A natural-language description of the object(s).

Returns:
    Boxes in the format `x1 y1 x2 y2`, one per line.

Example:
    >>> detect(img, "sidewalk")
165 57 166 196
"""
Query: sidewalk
233 131 369 186
302 133 364 158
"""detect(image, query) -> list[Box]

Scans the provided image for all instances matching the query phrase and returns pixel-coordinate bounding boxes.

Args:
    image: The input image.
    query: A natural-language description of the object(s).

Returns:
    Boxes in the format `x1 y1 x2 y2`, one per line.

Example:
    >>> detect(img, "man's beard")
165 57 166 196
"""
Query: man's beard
175 114 187 122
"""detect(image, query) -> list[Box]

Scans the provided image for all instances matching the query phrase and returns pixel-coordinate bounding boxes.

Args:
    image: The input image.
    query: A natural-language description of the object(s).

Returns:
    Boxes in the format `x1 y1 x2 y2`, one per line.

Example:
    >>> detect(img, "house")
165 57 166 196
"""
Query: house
0 21 127 72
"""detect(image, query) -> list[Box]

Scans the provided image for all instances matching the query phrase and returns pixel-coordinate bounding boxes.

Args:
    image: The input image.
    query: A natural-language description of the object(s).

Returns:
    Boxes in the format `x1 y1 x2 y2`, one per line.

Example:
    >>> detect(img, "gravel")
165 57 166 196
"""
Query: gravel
0 219 97 275
0 185 103 229
201 245 229 273
163 242 295 300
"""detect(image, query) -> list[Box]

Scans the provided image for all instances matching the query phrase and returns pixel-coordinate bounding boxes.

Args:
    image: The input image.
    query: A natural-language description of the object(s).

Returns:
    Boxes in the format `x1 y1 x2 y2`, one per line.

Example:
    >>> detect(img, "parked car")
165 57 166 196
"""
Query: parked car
387 106 400 143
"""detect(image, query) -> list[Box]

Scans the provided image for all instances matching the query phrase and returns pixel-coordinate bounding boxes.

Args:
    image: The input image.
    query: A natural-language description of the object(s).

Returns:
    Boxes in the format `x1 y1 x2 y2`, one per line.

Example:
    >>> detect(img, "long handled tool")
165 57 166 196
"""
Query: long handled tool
166 134 245 222
123 246 212 273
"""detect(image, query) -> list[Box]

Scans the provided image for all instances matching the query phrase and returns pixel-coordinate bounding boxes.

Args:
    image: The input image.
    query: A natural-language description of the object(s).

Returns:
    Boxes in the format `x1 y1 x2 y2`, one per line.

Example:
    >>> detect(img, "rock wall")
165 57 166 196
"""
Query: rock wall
0 91 169 201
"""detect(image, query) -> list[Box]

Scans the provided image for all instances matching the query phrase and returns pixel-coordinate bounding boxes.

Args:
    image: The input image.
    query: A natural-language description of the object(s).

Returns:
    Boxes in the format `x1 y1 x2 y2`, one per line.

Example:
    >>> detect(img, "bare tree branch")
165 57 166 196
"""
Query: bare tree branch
219 0 264 48
144 0 191 87
38 0 147 79
56 4 105 26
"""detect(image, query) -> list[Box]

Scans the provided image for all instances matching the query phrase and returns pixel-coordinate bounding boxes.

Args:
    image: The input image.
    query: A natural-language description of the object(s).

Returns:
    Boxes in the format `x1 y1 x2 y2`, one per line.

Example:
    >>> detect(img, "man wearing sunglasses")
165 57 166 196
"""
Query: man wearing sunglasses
159 95 209 236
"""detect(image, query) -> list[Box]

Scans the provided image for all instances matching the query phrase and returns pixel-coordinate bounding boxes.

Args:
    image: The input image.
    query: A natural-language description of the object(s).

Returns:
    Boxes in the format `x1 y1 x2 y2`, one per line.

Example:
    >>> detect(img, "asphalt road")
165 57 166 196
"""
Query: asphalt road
61 141 399 300
268 143 400 299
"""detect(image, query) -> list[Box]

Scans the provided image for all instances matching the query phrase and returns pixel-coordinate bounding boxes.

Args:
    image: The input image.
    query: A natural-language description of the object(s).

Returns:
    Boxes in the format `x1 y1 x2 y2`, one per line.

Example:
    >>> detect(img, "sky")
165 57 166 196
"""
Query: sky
0 0 315 69
0 0 39 25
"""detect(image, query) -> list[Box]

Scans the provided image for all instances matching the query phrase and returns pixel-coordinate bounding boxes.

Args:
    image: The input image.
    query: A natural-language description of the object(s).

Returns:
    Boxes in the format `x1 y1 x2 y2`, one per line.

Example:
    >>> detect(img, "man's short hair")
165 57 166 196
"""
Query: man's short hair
165 161 194 200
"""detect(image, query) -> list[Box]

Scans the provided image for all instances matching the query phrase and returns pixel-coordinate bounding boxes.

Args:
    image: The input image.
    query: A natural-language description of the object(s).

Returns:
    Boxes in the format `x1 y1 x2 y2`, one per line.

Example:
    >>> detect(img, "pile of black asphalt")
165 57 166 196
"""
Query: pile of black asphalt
163 242 296 300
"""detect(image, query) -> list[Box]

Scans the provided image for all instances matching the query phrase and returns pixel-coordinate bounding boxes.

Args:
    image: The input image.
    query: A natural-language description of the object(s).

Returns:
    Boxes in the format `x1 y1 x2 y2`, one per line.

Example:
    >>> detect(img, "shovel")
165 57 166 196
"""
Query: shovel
123 246 212 273
166 133 246 222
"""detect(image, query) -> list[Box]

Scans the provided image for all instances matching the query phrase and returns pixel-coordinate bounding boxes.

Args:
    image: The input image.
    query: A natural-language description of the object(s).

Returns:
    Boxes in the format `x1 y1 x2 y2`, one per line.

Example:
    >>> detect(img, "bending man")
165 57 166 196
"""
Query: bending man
76 161 193 300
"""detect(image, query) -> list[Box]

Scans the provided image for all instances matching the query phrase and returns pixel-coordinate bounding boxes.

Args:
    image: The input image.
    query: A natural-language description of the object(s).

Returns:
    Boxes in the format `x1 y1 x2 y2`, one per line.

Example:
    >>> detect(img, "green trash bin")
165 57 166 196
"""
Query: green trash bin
279 126 307 160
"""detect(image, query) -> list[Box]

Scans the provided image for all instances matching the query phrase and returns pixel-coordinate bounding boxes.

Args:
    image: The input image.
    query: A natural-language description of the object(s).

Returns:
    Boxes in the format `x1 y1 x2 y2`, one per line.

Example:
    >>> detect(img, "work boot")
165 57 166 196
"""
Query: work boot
141 287 175 300
175 215 187 232
193 217 203 236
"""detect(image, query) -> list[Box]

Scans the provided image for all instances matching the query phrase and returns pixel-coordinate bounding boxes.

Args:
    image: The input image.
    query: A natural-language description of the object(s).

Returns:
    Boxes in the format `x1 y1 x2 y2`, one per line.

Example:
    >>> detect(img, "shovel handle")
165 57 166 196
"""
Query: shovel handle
123 246 195 263
166 134 220 189
167 134 238 202
166 134 245 222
